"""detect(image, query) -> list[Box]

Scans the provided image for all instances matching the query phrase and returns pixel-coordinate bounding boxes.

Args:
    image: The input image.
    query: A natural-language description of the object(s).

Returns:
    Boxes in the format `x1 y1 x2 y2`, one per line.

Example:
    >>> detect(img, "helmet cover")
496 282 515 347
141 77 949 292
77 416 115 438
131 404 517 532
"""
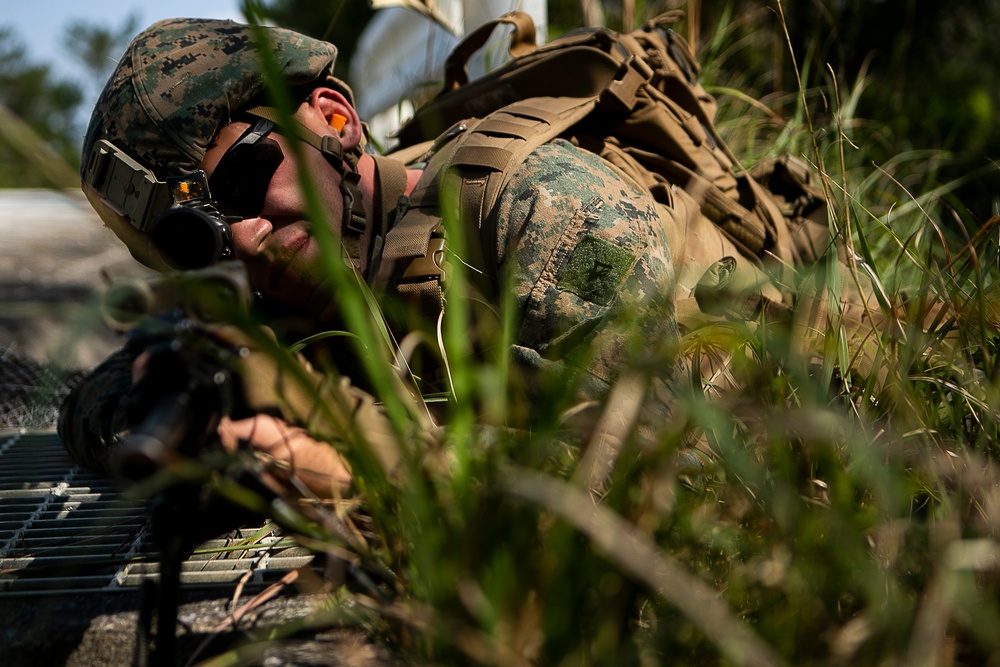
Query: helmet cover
81 18 354 268
82 18 341 180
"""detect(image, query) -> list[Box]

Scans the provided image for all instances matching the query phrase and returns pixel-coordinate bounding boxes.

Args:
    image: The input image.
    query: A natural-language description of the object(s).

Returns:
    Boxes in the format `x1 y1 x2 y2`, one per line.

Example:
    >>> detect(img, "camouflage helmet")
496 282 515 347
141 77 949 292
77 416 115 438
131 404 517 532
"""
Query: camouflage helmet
80 18 350 268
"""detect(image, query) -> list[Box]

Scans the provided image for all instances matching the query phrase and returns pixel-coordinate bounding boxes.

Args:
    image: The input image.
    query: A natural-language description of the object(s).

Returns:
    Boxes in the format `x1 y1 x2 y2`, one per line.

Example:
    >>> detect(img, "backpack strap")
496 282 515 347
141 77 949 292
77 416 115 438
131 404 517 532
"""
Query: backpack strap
444 96 603 278
366 155 409 279
444 11 538 90
374 37 665 313
372 129 467 316
374 95 609 313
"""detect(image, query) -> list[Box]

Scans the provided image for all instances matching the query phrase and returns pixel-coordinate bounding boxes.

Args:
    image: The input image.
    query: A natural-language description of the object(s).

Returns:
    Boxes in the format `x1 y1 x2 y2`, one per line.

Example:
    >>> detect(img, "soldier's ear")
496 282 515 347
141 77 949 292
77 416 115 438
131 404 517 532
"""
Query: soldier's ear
309 87 363 151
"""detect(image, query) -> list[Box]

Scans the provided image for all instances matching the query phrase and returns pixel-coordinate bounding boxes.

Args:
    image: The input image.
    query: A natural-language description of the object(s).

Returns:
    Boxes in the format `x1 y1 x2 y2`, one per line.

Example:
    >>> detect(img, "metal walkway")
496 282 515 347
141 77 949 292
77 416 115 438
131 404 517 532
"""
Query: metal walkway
0 431 314 597
0 432 399 667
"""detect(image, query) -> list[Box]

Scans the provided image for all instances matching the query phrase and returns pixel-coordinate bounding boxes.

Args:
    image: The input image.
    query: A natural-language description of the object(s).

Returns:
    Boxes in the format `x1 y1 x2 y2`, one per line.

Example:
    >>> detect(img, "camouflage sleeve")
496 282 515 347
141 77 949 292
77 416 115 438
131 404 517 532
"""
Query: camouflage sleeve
58 331 407 482
491 139 688 404
58 346 142 475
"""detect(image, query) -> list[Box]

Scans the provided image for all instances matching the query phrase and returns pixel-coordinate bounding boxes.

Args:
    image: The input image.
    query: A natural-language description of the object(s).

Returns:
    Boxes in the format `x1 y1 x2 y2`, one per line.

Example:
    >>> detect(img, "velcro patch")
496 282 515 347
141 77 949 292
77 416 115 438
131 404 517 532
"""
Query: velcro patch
557 235 635 306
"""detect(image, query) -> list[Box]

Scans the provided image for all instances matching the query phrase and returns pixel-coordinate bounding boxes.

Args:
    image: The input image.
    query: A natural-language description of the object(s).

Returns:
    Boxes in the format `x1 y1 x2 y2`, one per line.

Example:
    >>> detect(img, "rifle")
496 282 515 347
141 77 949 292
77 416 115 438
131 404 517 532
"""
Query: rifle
97 262 399 664
101 261 274 666
100 260 255 482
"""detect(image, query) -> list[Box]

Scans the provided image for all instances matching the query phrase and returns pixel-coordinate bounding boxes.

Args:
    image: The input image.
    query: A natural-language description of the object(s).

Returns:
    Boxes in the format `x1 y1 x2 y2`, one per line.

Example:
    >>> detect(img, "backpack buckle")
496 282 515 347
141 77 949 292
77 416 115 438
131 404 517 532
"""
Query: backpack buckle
604 56 654 110
401 234 448 286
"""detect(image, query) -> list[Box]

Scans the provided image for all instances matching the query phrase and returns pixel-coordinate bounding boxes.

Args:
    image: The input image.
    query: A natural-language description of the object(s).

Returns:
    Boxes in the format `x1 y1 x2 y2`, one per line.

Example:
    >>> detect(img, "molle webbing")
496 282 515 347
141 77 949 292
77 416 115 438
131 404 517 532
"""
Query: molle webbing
366 155 409 280
375 96 603 313
443 11 538 90
443 96 602 279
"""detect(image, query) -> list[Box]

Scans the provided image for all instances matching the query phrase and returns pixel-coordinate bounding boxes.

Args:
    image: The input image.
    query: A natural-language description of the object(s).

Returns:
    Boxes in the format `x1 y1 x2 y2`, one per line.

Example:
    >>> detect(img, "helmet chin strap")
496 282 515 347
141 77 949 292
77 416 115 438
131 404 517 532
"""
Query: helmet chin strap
244 105 368 265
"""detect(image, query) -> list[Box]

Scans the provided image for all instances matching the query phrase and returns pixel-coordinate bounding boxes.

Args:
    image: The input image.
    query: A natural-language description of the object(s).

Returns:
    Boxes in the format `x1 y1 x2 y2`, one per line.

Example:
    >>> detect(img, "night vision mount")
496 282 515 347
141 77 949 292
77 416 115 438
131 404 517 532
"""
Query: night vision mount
83 139 237 270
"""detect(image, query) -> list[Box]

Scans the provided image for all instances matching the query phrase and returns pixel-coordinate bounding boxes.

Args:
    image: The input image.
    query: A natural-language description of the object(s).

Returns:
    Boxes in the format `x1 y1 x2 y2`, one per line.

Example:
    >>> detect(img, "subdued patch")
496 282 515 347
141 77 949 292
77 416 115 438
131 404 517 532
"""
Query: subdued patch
557 234 635 306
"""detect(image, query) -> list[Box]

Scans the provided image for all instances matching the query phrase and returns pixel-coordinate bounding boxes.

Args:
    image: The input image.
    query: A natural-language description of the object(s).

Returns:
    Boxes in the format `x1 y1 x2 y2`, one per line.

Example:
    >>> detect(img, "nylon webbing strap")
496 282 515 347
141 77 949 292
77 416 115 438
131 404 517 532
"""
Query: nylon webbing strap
444 11 538 90
244 105 355 168
377 123 471 286
375 202 449 318
373 155 408 232
375 117 487 311
367 155 409 279
444 96 602 276
452 146 515 171
641 156 775 260
374 132 462 308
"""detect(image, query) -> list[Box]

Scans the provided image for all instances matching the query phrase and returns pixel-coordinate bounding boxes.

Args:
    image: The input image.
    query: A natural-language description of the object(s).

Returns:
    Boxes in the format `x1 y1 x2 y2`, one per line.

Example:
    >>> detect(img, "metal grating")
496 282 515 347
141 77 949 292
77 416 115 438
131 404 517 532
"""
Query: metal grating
0 431 315 597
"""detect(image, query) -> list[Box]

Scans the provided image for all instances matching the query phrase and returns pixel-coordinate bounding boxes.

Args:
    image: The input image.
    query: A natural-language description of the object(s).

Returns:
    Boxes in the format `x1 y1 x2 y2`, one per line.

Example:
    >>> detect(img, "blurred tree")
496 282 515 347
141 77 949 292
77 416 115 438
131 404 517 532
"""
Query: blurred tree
0 26 82 187
0 15 139 188
548 0 590 35
65 13 140 95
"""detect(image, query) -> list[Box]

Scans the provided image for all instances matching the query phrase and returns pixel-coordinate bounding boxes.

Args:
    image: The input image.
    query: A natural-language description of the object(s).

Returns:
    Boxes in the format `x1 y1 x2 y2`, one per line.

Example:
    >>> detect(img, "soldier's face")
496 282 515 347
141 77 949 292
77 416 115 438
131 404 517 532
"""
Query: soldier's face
200 120 344 322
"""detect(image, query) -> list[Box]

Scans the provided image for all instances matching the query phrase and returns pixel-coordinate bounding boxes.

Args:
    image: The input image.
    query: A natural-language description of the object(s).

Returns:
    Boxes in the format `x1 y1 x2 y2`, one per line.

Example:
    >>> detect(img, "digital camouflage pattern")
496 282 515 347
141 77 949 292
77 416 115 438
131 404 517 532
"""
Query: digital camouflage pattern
81 18 338 179
490 139 687 396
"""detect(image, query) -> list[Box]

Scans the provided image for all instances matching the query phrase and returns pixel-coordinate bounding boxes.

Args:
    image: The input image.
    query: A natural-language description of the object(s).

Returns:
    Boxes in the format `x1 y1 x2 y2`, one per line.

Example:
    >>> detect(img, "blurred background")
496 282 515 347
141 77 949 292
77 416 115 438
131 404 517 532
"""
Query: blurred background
3 6 998 665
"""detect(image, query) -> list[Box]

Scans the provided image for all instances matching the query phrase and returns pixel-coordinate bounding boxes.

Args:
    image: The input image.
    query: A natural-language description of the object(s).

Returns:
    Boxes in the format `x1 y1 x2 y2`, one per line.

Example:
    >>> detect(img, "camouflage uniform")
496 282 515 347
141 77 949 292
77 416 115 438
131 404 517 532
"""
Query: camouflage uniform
84 19 341 178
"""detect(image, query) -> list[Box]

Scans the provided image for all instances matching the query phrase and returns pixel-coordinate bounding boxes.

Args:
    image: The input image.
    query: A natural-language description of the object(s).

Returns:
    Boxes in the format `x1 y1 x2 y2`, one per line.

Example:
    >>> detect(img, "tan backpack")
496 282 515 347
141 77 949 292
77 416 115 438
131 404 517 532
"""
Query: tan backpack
379 11 829 292
376 11 893 391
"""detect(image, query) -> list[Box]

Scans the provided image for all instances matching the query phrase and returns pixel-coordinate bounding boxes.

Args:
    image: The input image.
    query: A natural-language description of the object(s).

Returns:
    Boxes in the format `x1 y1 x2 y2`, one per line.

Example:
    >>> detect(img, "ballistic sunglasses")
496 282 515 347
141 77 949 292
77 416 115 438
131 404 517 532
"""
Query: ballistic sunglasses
207 115 285 221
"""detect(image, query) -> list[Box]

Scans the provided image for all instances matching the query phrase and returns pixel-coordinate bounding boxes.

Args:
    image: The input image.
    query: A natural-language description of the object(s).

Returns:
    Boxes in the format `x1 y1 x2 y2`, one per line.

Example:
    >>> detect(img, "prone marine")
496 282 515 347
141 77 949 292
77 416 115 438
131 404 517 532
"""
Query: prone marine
61 17 690 497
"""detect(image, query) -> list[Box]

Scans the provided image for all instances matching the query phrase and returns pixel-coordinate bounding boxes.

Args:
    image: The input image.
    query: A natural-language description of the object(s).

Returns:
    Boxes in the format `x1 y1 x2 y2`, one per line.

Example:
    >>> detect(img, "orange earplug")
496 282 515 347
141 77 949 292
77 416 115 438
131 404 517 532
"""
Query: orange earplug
329 113 348 132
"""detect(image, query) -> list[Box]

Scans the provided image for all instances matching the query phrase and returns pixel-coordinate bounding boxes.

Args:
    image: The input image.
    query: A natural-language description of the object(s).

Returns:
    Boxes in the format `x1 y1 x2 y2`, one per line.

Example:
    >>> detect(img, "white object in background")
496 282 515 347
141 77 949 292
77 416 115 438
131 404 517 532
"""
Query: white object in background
351 0 547 150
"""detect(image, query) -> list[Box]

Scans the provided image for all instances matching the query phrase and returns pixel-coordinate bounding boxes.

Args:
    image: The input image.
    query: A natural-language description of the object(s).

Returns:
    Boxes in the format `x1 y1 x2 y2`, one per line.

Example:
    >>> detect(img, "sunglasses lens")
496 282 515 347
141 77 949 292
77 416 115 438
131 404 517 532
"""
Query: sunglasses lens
208 138 284 218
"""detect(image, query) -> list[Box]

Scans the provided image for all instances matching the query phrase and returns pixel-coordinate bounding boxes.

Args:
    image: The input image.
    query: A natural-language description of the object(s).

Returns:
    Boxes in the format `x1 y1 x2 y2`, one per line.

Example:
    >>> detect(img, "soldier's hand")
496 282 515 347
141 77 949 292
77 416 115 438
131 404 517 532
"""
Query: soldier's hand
217 414 352 499
207 324 404 480
131 324 359 499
